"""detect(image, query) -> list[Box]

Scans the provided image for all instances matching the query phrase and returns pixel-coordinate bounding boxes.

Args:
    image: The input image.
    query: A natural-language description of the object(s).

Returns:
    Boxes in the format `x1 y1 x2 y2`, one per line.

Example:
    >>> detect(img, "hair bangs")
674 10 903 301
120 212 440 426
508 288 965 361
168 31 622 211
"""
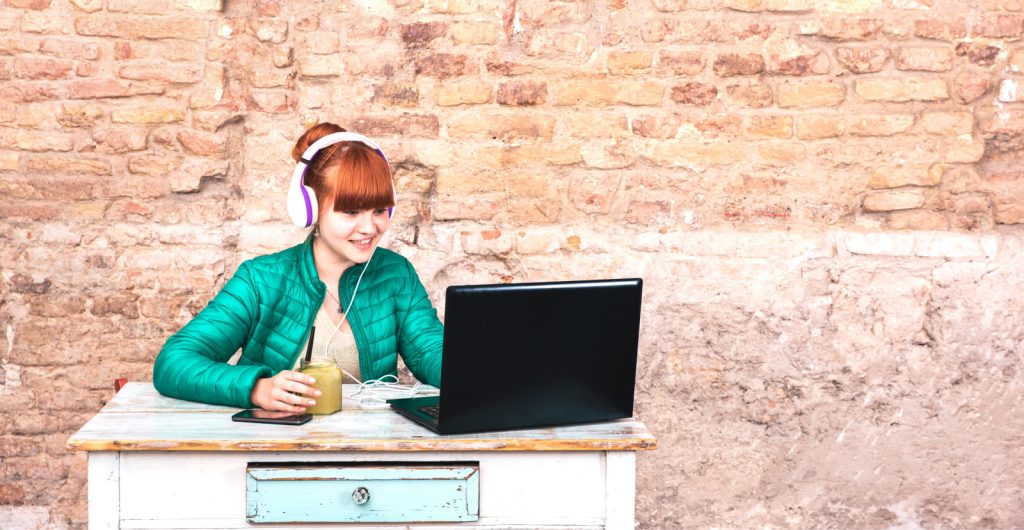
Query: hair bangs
327 144 395 212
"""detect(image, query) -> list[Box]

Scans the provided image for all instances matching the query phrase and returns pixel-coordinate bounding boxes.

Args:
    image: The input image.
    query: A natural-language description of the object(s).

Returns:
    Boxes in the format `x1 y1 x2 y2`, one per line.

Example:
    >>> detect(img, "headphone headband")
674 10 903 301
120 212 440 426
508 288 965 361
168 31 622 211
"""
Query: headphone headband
286 131 396 228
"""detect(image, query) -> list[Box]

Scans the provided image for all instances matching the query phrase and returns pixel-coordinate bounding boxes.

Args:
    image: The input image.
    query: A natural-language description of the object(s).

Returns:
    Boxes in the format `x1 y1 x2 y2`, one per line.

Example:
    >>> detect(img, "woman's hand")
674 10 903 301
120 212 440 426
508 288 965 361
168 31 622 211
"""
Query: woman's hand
250 371 322 412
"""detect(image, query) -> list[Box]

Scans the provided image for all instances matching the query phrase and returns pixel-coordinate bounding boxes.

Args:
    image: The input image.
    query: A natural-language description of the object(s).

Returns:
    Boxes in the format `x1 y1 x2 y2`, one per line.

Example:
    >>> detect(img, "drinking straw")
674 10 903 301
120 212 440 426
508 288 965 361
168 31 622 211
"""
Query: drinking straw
304 326 316 363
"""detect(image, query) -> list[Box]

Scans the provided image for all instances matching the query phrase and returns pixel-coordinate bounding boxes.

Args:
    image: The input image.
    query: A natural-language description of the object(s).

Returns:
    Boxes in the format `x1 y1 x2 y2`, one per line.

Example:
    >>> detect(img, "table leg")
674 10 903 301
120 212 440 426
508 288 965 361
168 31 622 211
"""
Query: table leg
88 452 120 530
604 451 637 529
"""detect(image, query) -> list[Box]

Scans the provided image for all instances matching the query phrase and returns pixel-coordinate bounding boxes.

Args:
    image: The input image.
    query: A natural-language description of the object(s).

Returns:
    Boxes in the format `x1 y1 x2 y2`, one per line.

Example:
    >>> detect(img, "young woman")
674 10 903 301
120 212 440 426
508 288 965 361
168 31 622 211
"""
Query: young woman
153 123 443 412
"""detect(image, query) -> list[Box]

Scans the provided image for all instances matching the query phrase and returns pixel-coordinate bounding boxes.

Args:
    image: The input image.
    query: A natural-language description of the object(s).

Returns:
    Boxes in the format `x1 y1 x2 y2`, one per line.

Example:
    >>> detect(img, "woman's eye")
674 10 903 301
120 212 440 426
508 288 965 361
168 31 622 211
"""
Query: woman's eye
374 209 388 215
344 210 359 216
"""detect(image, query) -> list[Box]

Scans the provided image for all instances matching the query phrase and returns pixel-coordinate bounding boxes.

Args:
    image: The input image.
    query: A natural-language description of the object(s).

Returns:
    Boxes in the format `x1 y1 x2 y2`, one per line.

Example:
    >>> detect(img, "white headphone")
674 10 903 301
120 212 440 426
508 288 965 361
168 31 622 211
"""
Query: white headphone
286 131 395 228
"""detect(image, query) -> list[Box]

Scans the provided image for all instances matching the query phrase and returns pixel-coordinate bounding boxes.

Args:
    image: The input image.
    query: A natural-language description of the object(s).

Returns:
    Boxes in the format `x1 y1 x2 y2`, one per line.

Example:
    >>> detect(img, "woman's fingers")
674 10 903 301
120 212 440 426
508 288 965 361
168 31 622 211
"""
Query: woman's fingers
277 370 321 397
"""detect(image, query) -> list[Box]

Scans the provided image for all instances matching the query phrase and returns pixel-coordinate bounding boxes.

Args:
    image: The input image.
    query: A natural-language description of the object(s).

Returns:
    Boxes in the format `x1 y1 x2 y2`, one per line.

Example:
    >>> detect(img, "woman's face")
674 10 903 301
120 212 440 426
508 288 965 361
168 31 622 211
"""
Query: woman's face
317 207 391 265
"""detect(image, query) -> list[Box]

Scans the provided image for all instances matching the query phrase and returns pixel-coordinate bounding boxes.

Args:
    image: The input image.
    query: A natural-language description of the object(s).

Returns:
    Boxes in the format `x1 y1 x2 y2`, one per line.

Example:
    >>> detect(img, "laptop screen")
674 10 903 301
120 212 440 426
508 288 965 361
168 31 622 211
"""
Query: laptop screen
437 278 643 433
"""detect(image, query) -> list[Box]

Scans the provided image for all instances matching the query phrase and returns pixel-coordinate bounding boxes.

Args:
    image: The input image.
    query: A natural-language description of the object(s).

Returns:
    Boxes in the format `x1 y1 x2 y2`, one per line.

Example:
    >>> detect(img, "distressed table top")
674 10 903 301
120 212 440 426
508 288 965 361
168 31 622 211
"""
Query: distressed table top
66 383 657 452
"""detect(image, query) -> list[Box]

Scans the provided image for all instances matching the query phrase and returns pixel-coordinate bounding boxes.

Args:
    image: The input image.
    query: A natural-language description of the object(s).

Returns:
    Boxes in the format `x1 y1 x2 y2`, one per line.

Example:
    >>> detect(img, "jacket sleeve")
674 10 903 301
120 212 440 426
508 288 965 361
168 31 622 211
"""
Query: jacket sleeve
394 259 444 387
153 261 272 408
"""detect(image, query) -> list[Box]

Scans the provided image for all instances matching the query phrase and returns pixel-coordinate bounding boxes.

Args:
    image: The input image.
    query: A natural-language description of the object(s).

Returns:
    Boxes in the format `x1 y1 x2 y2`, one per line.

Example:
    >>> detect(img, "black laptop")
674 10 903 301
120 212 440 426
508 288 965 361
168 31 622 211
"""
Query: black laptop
387 278 643 435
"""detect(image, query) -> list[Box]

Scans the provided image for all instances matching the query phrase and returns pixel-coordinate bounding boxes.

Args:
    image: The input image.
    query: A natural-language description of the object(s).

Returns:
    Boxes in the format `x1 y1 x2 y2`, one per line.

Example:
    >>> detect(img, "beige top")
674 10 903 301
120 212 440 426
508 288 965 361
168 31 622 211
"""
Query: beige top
293 308 362 383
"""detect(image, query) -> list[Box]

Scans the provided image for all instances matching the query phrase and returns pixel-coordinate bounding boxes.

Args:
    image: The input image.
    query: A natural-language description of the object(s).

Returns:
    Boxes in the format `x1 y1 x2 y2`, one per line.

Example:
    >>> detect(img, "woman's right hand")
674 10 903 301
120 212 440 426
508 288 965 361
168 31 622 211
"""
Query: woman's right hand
250 371 322 412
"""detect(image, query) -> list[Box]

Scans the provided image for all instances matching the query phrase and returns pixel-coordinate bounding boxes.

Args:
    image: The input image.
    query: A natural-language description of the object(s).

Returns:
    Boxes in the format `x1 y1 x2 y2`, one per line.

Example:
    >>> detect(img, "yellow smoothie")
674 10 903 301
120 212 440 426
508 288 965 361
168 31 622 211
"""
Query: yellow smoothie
300 360 342 415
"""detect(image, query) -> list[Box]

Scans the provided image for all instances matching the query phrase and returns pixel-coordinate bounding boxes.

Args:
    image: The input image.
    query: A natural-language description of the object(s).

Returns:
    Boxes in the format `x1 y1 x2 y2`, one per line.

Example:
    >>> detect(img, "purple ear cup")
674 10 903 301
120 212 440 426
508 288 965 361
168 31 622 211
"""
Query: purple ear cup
300 177 314 227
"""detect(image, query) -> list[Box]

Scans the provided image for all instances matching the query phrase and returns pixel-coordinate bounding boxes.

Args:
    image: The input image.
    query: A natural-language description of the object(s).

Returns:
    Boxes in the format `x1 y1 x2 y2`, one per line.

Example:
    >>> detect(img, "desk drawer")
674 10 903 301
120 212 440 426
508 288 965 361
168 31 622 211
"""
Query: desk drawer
245 462 479 523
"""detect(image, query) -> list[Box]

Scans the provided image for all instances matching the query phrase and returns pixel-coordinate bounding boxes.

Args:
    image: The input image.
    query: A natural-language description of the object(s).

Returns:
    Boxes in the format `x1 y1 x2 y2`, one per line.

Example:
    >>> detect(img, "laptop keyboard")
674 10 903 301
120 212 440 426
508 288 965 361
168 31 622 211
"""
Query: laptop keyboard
419 405 440 419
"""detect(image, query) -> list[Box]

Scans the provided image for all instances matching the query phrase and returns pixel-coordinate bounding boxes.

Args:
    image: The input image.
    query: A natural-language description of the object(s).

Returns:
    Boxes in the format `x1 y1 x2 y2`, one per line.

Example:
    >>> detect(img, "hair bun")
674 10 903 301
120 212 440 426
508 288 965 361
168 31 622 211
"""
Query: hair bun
292 122 346 162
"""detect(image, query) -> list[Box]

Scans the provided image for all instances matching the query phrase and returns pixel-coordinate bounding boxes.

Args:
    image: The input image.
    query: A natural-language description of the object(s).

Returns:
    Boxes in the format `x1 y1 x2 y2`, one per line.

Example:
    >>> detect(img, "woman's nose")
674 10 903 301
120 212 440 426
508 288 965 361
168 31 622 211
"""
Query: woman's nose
355 212 375 233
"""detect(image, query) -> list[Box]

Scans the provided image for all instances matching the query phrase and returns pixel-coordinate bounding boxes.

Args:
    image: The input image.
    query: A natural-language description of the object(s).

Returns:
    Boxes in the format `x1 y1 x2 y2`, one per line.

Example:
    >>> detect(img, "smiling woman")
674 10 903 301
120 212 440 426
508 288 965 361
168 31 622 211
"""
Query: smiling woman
152 123 444 414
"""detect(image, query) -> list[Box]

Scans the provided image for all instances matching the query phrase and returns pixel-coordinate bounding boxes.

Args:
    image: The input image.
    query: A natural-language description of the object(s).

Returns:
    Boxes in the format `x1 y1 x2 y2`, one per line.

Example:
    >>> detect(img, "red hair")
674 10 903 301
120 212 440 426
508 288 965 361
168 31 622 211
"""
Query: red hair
292 123 394 218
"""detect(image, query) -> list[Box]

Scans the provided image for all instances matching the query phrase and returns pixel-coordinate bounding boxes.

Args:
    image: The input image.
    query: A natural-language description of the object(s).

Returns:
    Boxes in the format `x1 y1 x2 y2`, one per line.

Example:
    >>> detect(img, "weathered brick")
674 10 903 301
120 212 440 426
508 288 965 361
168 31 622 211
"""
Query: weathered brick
10 131 74 152
425 0 475 14
581 140 636 169
485 58 535 76
272 45 293 68
979 172 1024 224
25 156 111 175
111 108 183 124
656 50 705 76
177 129 226 156
75 16 209 40
38 38 100 60
645 140 747 167
795 113 844 139
525 32 591 58
351 114 439 138
175 0 223 11
914 18 966 41
247 90 295 113
106 0 171 13
745 115 793 138
757 142 806 166
863 189 926 211
848 114 915 136
414 53 471 78
955 42 1000 67
713 53 764 77
477 143 583 167
726 82 773 108
954 71 991 103
972 14 1024 38
13 58 73 80
1011 48 1024 74
70 0 103 12
896 47 954 72
252 19 288 43
567 113 629 138
551 79 663 106
836 47 889 73
447 113 555 140
67 79 164 99
128 155 181 176
869 164 943 189
298 54 343 77
670 82 717 106
302 32 339 55
767 47 830 76
496 81 547 106
435 78 492 106
797 17 883 40
854 78 948 102
920 112 973 135
518 1 590 28
607 51 653 74
432 194 501 221
450 21 497 45
401 22 447 47
461 230 514 255
568 171 620 213
0 152 18 171
91 128 148 153
625 201 672 225
7 0 52 8
118 62 203 83
777 80 846 107
372 82 419 107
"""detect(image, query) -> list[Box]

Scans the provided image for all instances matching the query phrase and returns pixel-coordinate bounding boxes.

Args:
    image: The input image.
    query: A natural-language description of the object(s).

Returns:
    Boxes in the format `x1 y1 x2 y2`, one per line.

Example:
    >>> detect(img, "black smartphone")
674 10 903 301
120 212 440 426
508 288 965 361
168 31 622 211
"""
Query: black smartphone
231 409 312 426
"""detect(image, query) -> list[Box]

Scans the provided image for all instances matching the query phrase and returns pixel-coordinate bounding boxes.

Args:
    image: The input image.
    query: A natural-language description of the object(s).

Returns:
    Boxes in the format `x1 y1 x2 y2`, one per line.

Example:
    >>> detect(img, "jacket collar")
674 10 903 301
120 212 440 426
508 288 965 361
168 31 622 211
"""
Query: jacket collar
297 232 371 297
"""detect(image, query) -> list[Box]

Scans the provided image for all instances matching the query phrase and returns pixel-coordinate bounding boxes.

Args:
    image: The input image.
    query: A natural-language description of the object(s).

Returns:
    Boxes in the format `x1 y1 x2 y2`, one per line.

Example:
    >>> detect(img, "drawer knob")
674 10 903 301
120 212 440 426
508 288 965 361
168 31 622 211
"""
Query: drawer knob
352 487 370 505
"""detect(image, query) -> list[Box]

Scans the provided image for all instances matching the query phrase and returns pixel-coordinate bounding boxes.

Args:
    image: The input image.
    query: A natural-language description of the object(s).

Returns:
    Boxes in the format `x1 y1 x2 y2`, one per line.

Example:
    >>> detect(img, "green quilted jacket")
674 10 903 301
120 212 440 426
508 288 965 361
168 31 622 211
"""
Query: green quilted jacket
153 236 443 408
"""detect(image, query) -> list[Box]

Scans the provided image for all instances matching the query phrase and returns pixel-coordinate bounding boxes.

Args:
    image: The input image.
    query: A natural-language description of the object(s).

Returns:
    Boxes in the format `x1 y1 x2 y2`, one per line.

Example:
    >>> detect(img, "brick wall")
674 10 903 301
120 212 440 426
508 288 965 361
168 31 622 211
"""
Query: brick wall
1 0 1023 527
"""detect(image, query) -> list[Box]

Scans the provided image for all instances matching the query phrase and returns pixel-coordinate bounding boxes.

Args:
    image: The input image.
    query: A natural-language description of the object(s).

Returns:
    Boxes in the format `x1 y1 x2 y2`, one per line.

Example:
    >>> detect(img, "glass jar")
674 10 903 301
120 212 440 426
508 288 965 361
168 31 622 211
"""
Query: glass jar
299 359 342 415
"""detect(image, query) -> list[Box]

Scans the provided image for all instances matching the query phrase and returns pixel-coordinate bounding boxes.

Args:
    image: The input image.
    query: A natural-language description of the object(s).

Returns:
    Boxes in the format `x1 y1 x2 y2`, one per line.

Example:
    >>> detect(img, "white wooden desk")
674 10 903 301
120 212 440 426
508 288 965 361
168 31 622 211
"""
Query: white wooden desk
67 383 657 529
